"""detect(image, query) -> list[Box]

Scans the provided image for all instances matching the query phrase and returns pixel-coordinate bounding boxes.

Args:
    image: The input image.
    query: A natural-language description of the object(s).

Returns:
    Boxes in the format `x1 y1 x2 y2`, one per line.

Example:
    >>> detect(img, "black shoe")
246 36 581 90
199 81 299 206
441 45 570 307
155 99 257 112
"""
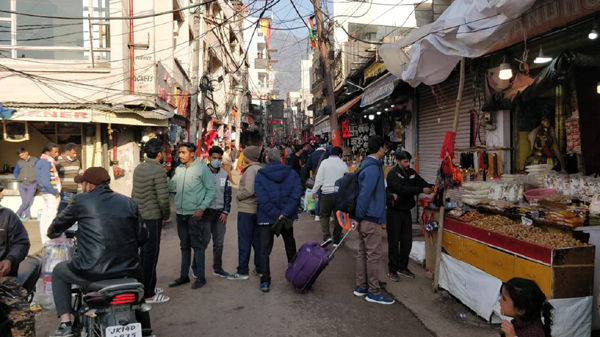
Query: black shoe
398 269 416 279
169 277 190 287
191 279 207 289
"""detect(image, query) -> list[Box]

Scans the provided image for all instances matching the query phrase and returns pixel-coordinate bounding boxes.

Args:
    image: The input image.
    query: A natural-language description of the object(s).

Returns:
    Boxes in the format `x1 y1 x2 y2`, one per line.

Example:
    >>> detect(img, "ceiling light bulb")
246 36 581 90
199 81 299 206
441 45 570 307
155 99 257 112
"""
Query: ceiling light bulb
368 115 375 120
384 108 389 111
390 104 395 108
377 111 382 115
534 45 552 64
142 135 150 143
597 82 600 94
363 115 367 118
589 24 598 40
498 58 513 80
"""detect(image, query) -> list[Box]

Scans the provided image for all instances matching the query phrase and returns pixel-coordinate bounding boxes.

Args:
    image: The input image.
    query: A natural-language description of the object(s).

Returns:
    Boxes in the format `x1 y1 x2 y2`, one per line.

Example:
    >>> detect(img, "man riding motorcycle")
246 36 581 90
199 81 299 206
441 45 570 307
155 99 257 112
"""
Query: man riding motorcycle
0 182 34 336
47 167 148 337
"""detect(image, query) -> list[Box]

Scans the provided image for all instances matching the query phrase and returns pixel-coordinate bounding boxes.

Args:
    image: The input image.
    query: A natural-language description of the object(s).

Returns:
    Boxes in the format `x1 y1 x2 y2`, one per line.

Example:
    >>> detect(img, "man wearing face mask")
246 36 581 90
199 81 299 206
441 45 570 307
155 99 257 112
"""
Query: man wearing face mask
132 138 171 303
196 146 232 278
385 151 433 282
56 142 82 214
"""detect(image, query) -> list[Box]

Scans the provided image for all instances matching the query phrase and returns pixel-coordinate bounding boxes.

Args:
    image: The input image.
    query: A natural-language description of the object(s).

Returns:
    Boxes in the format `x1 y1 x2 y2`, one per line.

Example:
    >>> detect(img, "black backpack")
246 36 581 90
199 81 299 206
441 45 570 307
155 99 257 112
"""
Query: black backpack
334 163 379 217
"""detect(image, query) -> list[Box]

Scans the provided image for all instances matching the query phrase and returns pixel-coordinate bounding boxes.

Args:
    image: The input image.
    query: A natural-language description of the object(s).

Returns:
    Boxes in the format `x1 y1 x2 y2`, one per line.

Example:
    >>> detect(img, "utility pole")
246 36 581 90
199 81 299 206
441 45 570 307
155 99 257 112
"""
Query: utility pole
235 84 243 149
189 1 202 145
312 0 341 147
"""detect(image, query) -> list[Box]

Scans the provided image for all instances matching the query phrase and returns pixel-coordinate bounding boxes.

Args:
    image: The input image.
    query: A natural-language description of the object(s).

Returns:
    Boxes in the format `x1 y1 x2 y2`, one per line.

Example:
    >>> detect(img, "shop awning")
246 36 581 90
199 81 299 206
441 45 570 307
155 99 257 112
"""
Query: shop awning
379 0 537 87
337 94 363 116
360 73 400 107
92 109 169 127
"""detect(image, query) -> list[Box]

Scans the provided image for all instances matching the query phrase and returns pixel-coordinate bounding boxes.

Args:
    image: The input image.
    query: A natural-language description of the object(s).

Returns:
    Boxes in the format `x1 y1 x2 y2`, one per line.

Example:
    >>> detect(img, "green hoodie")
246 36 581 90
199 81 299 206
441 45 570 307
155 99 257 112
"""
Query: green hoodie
169 158 215 215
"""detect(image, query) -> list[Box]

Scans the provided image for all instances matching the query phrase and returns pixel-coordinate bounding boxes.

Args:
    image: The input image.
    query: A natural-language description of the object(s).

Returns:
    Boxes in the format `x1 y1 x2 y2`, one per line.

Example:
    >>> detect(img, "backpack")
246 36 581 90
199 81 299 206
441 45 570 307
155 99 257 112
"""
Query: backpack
334 163 379 217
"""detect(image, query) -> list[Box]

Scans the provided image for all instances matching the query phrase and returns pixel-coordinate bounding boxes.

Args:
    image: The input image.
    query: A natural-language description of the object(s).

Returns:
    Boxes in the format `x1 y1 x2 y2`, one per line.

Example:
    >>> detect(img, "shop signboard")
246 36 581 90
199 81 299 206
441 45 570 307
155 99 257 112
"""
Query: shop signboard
490 0 600 52
133 53 155 94
364 62 387 82
342 120 350 138
10 109 92 123
157 63 191 118
360 73 399 107
349 123 376 152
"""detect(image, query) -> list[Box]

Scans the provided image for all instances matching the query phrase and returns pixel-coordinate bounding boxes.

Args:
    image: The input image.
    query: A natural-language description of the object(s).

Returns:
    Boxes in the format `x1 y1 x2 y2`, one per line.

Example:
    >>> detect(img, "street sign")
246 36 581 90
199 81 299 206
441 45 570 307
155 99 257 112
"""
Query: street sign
267 49 278 53
268 59 279 64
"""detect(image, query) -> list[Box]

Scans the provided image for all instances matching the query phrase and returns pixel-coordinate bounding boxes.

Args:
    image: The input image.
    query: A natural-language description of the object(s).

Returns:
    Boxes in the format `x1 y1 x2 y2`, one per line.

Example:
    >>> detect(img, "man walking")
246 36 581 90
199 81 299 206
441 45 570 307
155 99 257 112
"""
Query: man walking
308 140 329 222
132 138 171 303
56 143 81 213
228 146 263 281
289 145 303 178
34 142 61 244
312 146 348 247
353 136 395 305
13 148 38 221
386 151 433 281
221 146 234 184
254 149 302 292
230 145 240 170
168 142 215 290
201 146 232 278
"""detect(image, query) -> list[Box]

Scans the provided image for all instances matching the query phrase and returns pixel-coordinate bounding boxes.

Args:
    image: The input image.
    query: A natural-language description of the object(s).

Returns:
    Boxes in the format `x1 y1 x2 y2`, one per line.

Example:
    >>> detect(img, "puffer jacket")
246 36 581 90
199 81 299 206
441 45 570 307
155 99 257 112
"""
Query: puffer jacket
254 162 302 224
132 159 171 220
0 206 30 277
356 156 387 224
47 185 148 281
237 162 263 214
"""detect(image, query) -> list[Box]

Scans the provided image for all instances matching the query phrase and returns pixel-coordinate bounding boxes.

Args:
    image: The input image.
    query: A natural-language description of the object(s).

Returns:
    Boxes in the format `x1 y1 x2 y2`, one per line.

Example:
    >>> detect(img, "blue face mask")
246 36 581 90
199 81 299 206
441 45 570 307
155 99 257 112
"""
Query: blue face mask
210 159 222 169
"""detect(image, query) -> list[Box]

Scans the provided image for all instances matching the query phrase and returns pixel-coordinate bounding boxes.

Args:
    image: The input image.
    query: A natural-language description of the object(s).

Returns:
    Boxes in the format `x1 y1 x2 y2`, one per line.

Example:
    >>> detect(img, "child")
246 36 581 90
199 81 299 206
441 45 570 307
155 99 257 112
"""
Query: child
499 278 554 337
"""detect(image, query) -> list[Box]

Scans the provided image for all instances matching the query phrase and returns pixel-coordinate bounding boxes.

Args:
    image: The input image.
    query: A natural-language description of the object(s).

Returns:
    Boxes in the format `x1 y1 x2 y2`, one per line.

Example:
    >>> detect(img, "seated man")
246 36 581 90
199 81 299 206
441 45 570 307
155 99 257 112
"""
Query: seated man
0 183 35 337
47 167 148 337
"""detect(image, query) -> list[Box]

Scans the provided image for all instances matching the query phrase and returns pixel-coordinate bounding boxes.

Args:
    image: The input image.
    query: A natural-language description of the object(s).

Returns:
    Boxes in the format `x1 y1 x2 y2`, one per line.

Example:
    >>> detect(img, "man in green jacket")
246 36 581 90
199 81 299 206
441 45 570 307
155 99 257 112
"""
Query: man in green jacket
168 142 215 290
132 138 171 303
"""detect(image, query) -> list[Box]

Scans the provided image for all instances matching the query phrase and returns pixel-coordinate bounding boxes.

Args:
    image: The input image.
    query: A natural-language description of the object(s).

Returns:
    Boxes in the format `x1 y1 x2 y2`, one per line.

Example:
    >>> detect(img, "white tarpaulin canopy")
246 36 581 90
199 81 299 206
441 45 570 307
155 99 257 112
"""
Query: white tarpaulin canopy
379 0 537 87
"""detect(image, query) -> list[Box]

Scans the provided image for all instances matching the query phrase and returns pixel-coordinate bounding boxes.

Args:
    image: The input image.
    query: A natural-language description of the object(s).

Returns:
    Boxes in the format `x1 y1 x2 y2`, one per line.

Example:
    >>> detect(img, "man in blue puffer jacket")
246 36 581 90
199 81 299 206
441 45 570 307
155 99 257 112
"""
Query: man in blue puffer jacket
254 149 302 293
353 136 396 305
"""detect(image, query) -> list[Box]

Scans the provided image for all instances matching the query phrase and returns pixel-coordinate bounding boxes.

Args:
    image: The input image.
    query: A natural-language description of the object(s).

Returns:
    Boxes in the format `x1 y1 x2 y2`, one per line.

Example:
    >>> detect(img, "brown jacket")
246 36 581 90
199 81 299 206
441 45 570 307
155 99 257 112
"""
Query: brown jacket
237 162 263 214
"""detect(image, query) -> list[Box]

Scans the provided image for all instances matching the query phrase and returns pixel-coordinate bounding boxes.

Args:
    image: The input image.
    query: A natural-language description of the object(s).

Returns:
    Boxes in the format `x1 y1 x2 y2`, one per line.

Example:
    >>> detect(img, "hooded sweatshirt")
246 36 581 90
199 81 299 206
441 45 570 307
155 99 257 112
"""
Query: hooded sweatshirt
254 162 302 225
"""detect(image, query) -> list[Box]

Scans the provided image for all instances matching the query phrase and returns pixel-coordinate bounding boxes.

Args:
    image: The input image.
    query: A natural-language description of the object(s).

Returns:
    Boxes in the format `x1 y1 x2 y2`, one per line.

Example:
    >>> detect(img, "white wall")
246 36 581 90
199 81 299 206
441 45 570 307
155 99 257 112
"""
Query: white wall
332 0 431 49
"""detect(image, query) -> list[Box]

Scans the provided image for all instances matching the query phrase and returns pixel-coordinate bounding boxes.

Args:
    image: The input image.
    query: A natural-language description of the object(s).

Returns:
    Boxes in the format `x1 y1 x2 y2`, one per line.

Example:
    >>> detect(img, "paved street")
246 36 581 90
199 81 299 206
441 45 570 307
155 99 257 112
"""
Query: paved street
33 180 499 336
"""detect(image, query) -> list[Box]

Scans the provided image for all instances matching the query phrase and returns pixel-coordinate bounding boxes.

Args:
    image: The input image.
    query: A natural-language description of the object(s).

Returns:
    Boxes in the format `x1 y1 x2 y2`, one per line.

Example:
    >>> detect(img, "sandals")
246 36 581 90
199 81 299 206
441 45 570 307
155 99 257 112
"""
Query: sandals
155 287 164 294
145 293 170 304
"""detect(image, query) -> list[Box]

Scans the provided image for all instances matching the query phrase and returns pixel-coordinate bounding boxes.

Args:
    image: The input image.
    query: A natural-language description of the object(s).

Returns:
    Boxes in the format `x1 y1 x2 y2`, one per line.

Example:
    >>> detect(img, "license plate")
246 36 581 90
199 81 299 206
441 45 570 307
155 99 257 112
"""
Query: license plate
105 323 142 337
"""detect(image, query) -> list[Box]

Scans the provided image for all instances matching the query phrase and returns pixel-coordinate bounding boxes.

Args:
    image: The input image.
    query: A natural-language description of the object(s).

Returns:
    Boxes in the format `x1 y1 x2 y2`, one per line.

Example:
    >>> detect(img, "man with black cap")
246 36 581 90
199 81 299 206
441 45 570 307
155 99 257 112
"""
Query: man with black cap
47 167 148 337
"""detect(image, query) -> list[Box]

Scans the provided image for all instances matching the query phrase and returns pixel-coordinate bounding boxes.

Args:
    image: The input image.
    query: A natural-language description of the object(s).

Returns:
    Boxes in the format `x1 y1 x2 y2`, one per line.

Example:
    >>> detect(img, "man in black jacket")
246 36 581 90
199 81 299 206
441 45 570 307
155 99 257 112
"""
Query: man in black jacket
386 151 433 282
48 167 148 337
0 183 35 337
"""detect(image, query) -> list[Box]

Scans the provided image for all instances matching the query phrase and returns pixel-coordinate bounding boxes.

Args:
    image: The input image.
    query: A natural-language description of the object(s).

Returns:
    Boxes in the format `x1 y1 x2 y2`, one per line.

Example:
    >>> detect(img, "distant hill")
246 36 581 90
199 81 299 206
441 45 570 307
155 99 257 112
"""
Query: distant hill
269 27 311 99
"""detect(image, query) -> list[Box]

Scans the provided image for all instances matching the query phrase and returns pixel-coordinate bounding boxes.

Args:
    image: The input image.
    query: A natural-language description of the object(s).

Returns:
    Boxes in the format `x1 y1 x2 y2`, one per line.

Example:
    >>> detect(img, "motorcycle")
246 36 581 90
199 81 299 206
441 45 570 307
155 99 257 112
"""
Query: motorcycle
0 255 43 336
64 229 154 337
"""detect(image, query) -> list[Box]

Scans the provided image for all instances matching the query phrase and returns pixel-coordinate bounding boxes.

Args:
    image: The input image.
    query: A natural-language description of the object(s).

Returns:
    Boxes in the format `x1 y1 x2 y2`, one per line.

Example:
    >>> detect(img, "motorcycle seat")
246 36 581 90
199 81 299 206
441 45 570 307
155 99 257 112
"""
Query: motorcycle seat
17 256 42 294
86 278 143 293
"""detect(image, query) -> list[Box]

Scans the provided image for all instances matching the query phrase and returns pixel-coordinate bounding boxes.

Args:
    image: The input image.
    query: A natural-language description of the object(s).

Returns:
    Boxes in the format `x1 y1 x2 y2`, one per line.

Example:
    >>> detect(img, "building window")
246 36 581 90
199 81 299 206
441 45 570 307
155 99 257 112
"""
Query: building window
0 0 110 60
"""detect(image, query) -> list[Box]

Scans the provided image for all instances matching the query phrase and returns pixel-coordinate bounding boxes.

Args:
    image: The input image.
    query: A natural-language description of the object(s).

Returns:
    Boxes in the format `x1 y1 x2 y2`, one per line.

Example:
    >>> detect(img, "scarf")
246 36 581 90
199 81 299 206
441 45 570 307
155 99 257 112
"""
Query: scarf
41 153 62 193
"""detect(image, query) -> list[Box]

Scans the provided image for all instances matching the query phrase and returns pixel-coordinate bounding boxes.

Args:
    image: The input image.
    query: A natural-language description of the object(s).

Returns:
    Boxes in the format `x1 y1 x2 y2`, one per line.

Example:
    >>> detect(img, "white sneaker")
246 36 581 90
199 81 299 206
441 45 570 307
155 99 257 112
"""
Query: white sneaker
315 216 320 222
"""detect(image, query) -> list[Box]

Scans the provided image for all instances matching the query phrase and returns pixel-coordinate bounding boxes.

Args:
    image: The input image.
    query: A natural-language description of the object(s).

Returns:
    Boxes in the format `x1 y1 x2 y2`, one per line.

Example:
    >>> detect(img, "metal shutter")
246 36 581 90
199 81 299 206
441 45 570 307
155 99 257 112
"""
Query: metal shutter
416 71 474 185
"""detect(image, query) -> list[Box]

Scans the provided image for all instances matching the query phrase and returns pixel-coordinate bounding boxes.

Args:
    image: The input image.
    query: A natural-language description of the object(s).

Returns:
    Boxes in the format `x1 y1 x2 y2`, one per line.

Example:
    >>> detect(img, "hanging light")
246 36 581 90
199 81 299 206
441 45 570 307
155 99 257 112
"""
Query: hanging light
597 82 600 94
390 104 395 108
377 111 382 115
363 115 367 118
384 108 389 111
533 45 552 64
589 23 598 40
498 56 513 80
368 115 375 120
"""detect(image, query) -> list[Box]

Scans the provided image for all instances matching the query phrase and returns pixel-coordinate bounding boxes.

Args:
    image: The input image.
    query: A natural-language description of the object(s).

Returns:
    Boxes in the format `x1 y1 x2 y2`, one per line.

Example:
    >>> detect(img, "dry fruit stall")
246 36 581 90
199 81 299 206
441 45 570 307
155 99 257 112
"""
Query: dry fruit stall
436 210 594 337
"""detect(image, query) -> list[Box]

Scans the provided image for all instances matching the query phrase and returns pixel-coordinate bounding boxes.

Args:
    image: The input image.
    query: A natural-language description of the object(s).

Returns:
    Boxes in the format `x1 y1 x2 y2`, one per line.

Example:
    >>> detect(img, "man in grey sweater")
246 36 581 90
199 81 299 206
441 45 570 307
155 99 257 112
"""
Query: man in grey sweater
132 138 171 303
196 146 232 278
13 148 37 221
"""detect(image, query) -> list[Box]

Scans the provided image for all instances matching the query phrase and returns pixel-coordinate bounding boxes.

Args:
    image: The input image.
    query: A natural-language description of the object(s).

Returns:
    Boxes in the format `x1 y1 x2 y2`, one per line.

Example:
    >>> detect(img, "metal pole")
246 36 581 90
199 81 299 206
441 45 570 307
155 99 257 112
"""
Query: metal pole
432 57 465 292
189 1 202 145
312 0 341 147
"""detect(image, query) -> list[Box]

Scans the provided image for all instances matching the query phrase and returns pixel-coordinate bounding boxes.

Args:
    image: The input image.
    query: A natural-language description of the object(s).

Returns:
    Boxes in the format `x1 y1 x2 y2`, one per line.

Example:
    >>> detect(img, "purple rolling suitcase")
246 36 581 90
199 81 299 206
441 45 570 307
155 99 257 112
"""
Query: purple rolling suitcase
285 229 352 292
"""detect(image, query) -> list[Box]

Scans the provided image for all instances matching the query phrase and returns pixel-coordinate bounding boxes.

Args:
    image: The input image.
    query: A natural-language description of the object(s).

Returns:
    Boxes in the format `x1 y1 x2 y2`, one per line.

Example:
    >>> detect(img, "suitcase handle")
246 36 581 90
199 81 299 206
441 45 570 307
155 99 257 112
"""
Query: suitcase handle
327 222 355 261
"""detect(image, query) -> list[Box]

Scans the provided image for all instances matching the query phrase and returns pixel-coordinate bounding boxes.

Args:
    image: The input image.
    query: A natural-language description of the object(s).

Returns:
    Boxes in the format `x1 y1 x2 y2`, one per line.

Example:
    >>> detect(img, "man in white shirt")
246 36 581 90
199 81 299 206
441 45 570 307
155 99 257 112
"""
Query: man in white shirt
312 146 348 247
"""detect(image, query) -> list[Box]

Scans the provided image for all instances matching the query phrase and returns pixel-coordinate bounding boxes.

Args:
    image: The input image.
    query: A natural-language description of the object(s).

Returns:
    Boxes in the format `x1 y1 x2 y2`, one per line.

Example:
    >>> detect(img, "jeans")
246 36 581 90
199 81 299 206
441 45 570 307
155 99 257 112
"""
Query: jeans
236 212 261 275
258 224 296 284
15 183 36 218
52 261 92 316
319 193 342 243
195 209 226 272
57 191 76 214
141 219 163 298
387 209 413 272
40 193 59 244
314 189 322 215
356 220 383 295
177 214 210 282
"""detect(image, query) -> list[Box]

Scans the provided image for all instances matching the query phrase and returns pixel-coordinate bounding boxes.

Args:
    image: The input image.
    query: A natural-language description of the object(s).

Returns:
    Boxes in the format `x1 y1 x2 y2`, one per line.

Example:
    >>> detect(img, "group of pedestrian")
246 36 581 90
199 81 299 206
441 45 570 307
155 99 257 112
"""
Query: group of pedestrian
12 142 82 244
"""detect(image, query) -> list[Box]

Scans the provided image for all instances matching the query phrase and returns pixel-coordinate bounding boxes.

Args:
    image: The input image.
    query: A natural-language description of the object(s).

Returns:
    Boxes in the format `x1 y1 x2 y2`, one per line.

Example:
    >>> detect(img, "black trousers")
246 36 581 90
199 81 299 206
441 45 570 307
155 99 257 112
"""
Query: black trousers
141 219 162 299
386 209 413 272
258 225 296 284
